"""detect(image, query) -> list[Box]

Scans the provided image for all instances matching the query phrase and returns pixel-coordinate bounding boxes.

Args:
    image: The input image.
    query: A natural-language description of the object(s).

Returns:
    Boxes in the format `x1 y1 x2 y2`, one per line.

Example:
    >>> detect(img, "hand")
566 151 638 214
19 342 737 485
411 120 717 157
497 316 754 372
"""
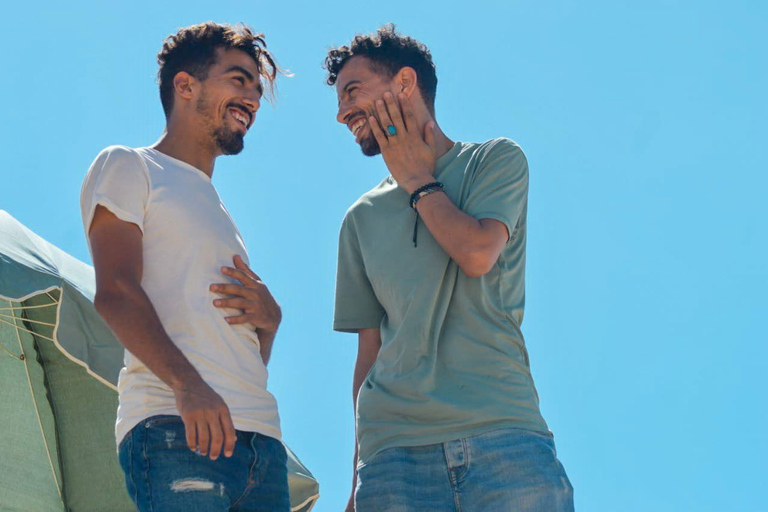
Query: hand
174 380 237 461
369 92 437 194
211 255 282 336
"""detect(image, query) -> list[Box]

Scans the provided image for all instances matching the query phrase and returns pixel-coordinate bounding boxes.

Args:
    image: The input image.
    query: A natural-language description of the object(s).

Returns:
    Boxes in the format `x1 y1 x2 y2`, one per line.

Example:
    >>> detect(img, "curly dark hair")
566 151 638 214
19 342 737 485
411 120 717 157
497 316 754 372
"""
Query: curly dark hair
157 22 279 118
324 24 437 114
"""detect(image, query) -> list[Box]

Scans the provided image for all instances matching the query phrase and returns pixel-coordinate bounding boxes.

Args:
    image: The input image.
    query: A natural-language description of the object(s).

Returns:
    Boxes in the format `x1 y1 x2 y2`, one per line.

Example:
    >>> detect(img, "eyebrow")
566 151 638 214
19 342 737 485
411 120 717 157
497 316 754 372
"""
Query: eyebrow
343 80 362 93
338 80 362 105
225 65 263 96
225 65 255 81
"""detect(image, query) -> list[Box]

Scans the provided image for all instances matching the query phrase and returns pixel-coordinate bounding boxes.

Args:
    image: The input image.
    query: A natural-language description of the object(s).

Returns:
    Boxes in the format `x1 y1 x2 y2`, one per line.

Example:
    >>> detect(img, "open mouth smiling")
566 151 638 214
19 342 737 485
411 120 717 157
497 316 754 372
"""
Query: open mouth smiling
348 116 367 138
228 106 252 130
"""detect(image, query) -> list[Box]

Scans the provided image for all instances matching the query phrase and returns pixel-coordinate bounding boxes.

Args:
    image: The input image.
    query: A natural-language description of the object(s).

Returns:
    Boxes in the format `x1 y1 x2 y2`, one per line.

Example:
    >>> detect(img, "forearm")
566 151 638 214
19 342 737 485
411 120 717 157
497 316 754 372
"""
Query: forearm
347 361 369 510
348 328 381 509
255 328 277 366
94 283 204 392
413 190 502 276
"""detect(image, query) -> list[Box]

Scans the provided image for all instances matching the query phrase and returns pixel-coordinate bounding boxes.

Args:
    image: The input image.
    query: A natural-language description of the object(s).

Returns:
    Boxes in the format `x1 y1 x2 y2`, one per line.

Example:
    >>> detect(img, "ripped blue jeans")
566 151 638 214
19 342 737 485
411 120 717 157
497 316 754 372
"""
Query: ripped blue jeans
118 415 290 512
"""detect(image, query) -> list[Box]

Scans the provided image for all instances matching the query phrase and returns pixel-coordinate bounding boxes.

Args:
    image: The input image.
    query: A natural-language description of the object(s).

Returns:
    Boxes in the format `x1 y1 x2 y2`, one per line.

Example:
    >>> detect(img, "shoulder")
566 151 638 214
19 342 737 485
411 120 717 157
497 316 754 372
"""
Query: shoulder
88 145 149 178
469 137 528 177
474 137 526 160
343 176 393 220
93 144 142 164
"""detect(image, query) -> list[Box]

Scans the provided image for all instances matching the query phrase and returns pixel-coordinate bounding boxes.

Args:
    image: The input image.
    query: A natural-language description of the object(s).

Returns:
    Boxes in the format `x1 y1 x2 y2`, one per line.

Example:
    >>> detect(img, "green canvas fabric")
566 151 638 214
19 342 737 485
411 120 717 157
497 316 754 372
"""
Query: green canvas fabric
24 292 130 510
0 291 132 511
334 139 550 465
0 211 319 511
0 299 64 511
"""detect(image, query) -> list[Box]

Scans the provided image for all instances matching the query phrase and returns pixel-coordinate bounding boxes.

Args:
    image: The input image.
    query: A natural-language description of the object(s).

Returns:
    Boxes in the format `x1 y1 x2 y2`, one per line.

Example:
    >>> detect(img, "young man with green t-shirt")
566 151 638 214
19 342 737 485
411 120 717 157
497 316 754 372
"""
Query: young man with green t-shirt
326 25 574 512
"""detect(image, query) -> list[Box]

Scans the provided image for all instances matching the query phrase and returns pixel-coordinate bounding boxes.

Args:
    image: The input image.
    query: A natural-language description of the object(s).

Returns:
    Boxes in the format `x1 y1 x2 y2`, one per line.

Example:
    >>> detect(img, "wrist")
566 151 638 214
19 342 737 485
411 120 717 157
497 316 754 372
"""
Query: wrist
400 174 434 195
255 326 278 339
169 372 206 394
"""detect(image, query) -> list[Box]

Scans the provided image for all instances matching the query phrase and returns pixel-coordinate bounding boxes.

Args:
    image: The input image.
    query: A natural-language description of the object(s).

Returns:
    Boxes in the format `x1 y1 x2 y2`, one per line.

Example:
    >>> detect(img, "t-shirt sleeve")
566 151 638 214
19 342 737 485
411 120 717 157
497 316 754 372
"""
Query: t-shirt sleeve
463 138 529 241
333 213 386 333
80 145 149 239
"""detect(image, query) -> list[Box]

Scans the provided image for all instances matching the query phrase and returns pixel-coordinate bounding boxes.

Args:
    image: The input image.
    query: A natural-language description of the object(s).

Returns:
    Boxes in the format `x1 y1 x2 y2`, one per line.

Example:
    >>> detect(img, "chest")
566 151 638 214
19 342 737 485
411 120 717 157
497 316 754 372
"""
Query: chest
143 170 246 255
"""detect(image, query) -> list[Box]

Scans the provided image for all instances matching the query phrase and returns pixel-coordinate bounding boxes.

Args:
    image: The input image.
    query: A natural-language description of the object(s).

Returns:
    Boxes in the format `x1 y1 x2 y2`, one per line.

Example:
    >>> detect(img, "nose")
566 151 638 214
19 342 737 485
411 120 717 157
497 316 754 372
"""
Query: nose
337 100 353 125
242 92 261 115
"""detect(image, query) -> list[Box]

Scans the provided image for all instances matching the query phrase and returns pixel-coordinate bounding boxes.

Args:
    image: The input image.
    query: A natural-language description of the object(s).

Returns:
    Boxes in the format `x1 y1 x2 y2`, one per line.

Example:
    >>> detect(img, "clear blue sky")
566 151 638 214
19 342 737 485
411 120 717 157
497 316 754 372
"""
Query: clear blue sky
2 1 766 510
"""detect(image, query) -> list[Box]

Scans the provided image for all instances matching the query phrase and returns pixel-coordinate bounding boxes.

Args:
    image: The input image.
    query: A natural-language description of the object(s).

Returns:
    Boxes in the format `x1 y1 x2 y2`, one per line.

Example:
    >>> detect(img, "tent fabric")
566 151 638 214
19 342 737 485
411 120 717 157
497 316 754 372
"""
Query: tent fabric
0 211 318 511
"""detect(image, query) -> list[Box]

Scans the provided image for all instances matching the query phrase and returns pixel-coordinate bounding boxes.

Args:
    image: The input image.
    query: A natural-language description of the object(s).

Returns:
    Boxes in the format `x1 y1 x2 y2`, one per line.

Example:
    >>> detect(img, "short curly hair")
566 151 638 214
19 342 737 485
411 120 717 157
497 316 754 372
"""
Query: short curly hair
157 22 278 118
324 24 437 114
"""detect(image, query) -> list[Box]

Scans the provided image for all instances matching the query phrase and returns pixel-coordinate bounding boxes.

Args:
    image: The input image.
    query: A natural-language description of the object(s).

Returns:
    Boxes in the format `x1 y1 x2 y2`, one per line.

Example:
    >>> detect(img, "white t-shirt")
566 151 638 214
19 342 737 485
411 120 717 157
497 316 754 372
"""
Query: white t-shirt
80 145 281 445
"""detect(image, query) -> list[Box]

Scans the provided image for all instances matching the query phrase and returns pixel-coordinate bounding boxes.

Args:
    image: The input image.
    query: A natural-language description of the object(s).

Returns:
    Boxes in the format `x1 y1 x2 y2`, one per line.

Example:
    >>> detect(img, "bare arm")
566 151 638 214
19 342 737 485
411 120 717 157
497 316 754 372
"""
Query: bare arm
89 205 236 460
345 327 382 512
412 195 508 277
369 92 508 277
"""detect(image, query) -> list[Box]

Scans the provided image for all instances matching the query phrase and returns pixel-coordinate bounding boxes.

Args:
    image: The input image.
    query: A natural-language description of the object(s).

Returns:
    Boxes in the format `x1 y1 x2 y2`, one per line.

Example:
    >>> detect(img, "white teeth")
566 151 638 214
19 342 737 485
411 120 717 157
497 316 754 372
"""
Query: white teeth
231 110 248 127
351 119 365 136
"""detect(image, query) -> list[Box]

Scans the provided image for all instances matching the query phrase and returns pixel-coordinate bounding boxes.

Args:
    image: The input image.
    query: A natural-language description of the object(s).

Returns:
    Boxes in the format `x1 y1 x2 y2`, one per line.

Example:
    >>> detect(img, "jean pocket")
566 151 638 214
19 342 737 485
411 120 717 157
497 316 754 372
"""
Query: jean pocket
144 415 183 429
143 415 189 452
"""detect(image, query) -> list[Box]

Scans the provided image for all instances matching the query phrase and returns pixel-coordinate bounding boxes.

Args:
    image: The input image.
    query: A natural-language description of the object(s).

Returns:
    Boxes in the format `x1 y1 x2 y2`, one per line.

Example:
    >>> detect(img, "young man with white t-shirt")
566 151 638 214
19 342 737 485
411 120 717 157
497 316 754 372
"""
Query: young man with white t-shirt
80 23 290 511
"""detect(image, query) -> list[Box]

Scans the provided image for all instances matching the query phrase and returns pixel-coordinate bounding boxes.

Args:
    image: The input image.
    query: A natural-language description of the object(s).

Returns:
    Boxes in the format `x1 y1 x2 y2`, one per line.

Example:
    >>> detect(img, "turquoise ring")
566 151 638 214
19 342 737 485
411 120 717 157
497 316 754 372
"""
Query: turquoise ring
387 125 397 136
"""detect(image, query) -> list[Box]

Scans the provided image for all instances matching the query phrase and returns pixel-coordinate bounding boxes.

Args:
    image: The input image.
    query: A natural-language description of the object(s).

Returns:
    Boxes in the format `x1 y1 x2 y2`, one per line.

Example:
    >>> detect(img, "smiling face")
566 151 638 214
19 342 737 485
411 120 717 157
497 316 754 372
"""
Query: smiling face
336 56 398 156
193 47 263 155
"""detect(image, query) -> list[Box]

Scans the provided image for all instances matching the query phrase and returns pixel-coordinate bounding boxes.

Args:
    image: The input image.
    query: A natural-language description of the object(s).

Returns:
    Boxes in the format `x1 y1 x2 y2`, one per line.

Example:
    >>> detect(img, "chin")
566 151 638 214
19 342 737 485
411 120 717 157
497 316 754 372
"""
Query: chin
220 141 244 155
360 136 381 157
214 129 245 155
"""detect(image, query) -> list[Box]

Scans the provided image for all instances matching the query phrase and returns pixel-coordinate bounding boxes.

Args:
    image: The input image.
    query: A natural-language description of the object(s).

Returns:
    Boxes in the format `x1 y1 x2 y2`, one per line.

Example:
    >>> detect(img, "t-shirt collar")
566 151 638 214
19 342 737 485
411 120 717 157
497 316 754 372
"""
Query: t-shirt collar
434 141 463 177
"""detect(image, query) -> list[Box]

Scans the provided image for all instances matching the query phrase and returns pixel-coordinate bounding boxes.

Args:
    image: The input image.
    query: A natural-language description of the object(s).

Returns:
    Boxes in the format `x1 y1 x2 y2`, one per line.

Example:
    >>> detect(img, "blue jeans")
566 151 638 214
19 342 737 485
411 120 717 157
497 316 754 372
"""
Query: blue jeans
118 415 290 512
355 428 574 512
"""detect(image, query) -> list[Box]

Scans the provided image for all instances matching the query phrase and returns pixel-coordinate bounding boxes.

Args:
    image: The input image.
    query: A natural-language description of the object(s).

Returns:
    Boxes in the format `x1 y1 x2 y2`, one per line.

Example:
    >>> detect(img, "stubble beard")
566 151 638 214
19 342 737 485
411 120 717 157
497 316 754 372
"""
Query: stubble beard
196 92 245 156
360 132 381 157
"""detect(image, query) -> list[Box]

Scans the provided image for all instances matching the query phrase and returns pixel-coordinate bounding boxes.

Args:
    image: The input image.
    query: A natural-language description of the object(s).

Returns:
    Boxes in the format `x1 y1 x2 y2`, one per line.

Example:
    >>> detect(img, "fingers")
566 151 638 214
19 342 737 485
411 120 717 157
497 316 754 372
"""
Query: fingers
222 314 255 325
368 114 388 147
221 267 262 288
383 92 406 133
375 99 395 142
220 411 237 458
232 255 261 281
184 418 197 453
207 413 224 460
210 282 258 296
213 297 252 310
196 418 211 457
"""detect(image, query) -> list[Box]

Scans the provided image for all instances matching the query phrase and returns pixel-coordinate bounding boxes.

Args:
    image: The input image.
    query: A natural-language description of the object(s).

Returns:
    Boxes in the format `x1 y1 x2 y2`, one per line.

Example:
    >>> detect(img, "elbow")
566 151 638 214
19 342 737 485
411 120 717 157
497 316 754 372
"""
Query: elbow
93 290 119 319
93 279 139 318
457 250 497 278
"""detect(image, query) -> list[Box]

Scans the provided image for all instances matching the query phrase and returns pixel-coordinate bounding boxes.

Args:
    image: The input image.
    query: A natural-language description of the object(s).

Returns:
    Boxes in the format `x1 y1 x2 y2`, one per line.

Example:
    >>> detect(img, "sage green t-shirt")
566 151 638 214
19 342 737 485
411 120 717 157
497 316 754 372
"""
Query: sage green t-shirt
334 138 549 465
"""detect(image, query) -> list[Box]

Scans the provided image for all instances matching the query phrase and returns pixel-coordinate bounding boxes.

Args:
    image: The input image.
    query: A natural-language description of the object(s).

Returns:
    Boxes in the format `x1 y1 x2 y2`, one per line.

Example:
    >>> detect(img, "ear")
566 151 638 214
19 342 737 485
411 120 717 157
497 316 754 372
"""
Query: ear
395 66 418 98
173 71 196 103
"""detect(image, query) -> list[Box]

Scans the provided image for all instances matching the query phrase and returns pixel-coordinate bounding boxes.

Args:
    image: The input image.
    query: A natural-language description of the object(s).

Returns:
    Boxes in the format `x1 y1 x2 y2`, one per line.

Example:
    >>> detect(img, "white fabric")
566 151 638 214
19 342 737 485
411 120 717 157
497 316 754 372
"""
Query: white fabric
80 145 281 445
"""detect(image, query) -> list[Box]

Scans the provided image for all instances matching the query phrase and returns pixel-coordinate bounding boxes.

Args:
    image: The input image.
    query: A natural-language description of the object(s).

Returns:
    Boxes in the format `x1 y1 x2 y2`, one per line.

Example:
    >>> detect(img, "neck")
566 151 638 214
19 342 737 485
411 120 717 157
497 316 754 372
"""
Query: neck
415 109 454 159
153 117 218 178
431 122 455 160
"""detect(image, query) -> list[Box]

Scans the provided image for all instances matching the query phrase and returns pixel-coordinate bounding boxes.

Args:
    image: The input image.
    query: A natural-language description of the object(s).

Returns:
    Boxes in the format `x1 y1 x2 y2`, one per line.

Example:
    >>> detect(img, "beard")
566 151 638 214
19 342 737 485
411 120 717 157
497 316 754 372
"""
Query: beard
212 124 244 155
360 131 381 156
196 92 245 156
356 111 381 156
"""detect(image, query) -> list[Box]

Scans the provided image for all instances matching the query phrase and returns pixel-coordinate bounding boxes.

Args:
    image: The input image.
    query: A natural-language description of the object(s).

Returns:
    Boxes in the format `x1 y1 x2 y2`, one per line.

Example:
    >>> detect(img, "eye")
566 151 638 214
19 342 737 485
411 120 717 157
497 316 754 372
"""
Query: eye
233 76 245 85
